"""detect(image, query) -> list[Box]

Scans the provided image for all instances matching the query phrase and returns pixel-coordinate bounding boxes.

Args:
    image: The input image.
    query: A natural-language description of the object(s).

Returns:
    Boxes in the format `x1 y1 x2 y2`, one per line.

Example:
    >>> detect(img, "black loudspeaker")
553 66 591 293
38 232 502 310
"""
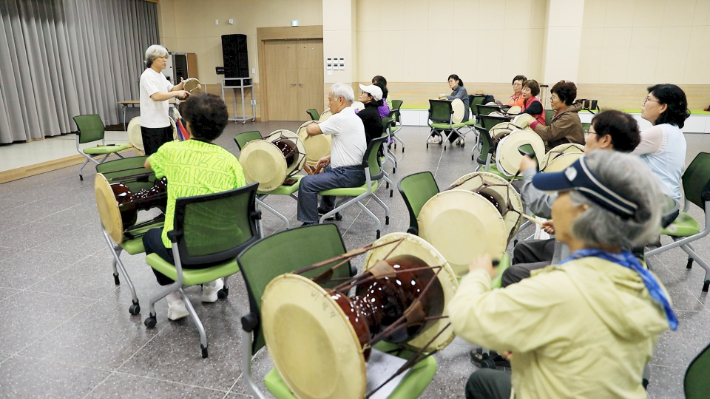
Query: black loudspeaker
221 34 249 78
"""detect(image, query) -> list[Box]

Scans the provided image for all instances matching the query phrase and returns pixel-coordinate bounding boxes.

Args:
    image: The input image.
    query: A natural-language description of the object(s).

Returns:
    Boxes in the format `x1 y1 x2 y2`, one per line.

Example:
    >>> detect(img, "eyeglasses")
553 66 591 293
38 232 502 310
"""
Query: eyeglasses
643 97 660 106
550 95 558 101
513 83 522 87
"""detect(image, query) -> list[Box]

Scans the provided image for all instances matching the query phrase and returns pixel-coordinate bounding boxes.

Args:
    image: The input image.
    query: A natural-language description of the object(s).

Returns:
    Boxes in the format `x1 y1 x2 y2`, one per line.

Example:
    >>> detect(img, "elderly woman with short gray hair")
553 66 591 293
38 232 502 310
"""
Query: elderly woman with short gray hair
449 150 677 399
139 44 189 155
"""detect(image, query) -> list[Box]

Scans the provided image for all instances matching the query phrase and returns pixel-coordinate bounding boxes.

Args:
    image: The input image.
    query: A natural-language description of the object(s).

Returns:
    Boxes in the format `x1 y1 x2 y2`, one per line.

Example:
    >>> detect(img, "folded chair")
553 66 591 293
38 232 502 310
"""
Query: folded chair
143 182 261 358
646 153 710 292
96 156 158 315
234 130 299 233
319 136 390 238
74 114 130 180
427 99 468 151
236 224 437 399
398 171 440 236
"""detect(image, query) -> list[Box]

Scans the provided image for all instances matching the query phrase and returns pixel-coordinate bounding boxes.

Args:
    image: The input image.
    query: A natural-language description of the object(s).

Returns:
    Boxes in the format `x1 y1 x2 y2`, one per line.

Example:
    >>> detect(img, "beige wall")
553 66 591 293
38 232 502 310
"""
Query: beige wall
158 0 323 85
578 0 710 85
355 0 547 84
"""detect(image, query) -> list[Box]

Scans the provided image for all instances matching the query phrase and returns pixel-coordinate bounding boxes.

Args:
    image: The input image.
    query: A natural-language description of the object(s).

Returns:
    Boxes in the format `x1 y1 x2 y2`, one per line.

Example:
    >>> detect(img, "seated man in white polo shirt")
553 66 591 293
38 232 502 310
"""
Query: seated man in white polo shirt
297 82 367 226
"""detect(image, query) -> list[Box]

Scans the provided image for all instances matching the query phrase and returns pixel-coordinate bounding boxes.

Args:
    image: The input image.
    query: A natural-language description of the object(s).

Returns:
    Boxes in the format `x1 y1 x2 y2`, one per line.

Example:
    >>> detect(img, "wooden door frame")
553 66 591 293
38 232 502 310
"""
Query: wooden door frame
257 25 323 122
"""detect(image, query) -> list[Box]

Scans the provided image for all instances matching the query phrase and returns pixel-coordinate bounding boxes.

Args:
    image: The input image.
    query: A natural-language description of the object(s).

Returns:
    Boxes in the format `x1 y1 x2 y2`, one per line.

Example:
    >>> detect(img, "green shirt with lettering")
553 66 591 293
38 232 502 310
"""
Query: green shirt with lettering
149 139 246 248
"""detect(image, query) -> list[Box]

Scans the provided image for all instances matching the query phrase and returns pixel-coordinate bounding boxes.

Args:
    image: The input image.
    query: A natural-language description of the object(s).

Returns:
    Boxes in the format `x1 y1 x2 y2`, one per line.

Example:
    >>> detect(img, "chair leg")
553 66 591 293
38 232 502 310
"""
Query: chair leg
256 198 290 231
101 228 140 315
394 134 405 153
356 201 382 238
371 194 390 226
78 158 91 181
218 275 230 299
680 244 710 291
144 281 183 328
381 172 394 197
241 329 268 399
182 290 209 358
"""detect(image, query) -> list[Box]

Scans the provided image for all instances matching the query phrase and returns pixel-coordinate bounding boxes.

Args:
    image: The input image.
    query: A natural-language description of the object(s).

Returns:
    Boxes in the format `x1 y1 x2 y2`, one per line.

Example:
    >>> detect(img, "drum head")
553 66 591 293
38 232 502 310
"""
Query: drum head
540 143 585 172
127 117 143 153
351 101 365 111
239 140 288 192
495 129 546 177
489 122 519 140
183 78 202 94
267 129 306 176
319 109 332 122
262 274 366 399
94 173 124 244
507 105 522 115
451 99 465 123
363 233 459 351
450 172 524 241
298 121 332 167
513 113 535 129
418 190 508 276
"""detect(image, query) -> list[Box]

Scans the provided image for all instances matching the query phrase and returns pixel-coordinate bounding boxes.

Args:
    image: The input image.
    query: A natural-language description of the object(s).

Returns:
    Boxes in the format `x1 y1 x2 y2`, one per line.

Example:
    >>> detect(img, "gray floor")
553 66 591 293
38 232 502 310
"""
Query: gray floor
0 122 708 398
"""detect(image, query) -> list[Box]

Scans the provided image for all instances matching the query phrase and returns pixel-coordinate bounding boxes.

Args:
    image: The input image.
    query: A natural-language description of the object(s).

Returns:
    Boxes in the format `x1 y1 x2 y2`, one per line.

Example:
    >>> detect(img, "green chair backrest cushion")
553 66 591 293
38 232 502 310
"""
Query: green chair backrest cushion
545 109 555 125
682 152 710 210
428 100 452 124
234 131 262 151
74 114 105 144
685 342 710 399
306 109 319 121
399 172 439 225
96 156 155 192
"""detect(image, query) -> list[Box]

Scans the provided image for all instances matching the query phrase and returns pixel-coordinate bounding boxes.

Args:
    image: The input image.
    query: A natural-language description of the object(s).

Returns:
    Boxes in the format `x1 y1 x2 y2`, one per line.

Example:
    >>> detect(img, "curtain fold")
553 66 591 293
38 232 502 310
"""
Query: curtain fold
0 0 159 144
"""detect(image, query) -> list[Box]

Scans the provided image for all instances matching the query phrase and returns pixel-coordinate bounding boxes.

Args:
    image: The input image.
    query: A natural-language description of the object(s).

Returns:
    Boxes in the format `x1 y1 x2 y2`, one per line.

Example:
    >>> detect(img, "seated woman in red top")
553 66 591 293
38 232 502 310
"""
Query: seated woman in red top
521 79 545 126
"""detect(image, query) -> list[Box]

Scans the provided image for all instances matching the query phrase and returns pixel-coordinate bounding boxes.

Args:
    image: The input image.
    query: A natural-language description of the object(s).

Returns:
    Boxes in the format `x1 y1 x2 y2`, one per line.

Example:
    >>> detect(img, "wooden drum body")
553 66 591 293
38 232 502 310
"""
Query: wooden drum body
239 129 306 192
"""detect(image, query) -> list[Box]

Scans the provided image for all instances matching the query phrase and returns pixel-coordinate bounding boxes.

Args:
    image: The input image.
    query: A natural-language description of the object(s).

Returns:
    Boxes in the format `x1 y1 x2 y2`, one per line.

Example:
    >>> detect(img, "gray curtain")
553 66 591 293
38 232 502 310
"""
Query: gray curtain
0 0 159 144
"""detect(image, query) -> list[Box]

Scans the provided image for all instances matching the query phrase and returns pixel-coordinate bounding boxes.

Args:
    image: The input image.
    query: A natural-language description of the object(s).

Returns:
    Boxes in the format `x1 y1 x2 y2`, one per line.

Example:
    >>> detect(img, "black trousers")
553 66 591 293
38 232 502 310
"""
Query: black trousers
502 238 555 287
140 125 173 155
466 369 512 399
142 228 216 286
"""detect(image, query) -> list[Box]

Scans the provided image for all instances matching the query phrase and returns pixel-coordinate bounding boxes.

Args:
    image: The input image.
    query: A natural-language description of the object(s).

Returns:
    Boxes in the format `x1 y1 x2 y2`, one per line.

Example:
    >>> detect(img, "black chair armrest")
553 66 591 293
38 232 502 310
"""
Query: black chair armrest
251 209 262 220
167 229 183 243
241 312 259 333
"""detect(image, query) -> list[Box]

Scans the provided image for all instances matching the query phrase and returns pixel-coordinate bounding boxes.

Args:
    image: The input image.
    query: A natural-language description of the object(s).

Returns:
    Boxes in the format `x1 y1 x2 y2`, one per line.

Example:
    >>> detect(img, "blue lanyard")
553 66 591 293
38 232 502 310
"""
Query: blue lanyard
559 249 678 331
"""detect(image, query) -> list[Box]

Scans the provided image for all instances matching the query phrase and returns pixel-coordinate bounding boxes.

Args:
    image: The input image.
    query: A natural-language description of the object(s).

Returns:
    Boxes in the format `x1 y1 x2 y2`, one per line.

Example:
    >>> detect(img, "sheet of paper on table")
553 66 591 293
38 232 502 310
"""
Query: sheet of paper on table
365 348 411 399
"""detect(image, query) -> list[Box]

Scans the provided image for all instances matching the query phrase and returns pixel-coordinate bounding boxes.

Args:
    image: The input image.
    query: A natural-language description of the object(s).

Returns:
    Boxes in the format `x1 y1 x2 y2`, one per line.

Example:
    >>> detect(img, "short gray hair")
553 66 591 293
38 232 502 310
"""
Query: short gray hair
145 45 168 68
330 82 354 104
568 150 662 249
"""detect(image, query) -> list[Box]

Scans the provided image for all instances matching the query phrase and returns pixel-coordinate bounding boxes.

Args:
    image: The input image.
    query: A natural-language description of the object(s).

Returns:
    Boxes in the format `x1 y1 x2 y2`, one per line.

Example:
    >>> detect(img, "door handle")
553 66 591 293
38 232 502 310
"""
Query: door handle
298 83 303 87
291 83 297 86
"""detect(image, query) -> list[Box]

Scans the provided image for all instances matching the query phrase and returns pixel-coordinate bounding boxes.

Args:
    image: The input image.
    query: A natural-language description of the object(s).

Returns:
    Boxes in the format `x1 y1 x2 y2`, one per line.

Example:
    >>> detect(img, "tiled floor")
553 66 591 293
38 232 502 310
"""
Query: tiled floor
0 122 708 398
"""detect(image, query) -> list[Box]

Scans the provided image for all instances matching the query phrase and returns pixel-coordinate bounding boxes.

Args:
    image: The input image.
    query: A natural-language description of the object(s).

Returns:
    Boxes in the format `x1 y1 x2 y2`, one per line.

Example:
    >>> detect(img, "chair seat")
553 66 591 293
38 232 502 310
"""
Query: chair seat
431 122 466 129
83 143 131 155
146 253 240 286
120 221 164 255
258 175 303 196
662 211 700 237
320 180 379 196
463 120 477 126
264 341 437 399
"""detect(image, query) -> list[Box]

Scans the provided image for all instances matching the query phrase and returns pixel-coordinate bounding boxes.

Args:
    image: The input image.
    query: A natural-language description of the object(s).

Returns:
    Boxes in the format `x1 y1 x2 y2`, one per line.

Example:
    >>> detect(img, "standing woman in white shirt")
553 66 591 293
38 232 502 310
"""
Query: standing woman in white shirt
140 45 189 155
633 84 690 199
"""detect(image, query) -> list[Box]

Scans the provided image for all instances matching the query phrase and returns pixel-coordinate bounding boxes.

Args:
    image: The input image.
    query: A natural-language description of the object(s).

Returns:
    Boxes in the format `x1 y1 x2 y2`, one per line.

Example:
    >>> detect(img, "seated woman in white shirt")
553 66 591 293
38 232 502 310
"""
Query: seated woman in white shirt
632 84 690 200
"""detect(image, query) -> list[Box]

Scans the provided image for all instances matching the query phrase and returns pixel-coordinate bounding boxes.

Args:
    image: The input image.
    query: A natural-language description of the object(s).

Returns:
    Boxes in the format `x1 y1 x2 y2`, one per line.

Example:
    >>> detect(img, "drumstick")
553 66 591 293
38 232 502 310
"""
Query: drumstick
521 213 545 226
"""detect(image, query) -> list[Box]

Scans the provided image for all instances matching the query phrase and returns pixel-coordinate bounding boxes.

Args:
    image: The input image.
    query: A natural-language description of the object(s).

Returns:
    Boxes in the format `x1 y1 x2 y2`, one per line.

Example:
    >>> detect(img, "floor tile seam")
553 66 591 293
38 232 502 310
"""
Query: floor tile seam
224 373 244 398
114 319 172 372
80 369 116 399
111 370 232 394
20 252 97 292
650 255 710 312
30 201 88 224
0 290 22 304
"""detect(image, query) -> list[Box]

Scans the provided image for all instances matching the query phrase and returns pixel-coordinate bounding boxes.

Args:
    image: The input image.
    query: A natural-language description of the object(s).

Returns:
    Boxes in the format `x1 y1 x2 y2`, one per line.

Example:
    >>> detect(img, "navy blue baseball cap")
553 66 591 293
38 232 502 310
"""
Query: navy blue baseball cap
532 155 639 219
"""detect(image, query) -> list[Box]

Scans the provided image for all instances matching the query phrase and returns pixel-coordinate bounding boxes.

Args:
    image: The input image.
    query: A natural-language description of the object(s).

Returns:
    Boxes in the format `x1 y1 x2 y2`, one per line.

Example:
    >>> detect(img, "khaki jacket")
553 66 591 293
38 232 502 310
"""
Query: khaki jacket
533 103 584 151
449 257 670 399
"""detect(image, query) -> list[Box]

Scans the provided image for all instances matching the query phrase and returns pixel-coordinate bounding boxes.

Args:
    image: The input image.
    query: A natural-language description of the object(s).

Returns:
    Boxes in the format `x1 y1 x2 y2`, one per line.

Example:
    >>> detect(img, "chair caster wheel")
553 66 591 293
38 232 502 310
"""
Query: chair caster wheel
444 146 447 151
472 155 475 161
79 175 84 181
393 168 396 174
144 314 157 328
129 301 140 315
461 143 465 148
217 287 229 299
389 190 393 198
703 280 710 292
426 144 429 149
201 344 209 359
385 216 389 225
335 213 343 221
386 182 390 189
402 147 405 153
687 258 694 269
113 273 120 286
513 239 518 247
376 230 381 239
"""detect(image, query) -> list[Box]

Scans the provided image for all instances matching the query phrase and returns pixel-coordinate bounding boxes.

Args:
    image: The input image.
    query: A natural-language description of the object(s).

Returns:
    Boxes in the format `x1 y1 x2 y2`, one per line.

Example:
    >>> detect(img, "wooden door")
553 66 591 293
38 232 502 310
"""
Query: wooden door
263 39 323 121
296 39 324 115
264 41 298 120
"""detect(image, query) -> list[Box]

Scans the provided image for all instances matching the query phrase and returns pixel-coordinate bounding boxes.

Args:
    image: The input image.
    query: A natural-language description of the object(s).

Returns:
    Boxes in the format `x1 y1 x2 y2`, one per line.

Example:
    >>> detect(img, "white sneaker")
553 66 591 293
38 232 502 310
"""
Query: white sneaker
201 278 224 303
166 291 189 321
427 135 441 144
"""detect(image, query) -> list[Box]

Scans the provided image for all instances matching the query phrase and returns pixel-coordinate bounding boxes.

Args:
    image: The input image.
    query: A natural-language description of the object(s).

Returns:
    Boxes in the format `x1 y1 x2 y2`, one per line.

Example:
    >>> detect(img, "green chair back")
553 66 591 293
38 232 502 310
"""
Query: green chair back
581 122 591 135
470 95 485 116
237 224 354 354
476 104 501 117
172 182 260 265
365 136 386 180
517 143 538 165
681 152 710 210
96 156 154 192
685 342 710 398
391 100 403 123
306 109 319 121
234 131 262 151
74 114 105 144
478 115 510 131
545 109 555 125
382 116 393 135
428 99 453 124
398 172 440 235
475 126 495 164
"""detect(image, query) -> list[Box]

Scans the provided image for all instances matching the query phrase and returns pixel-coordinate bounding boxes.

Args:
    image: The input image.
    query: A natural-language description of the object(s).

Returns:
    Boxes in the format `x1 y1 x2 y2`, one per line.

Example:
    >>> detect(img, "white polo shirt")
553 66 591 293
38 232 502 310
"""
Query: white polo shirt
140 68 173 128
318 107 367 168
